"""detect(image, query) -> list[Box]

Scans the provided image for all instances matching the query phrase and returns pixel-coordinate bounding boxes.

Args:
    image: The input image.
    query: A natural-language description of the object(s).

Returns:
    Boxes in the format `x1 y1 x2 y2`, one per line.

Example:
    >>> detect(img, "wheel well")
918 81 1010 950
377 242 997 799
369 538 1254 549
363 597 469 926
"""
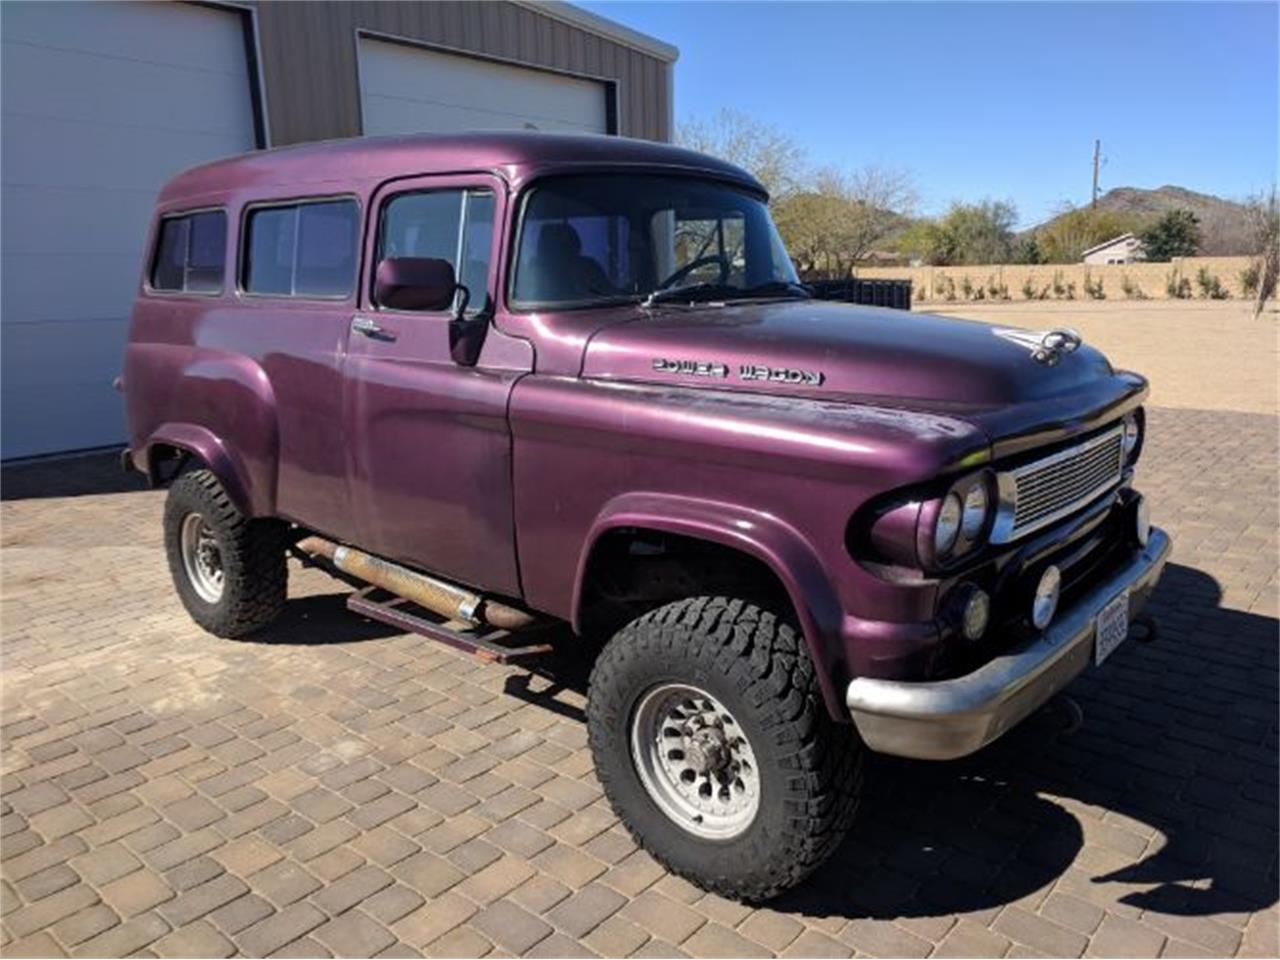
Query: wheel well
146 443 196 486
577 528 796 641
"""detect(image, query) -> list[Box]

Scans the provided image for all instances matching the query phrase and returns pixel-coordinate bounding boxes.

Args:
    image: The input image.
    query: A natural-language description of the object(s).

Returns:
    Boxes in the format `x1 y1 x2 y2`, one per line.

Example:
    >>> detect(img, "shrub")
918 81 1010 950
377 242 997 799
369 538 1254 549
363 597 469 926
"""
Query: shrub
986 275 1009 300
1120 274 1147 300
960 276 974 299
1166 270 1192 299
1083 272 1106 300
1021 276 1038 300
1051 271 1067 298
938 275 956 301
1240 262 1261 297
1195 267 1229 299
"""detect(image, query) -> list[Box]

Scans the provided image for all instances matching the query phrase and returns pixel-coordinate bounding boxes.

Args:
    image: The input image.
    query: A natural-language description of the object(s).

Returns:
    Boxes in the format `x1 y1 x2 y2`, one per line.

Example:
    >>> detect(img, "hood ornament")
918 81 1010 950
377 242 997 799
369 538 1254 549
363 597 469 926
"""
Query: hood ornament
993 327 1082 366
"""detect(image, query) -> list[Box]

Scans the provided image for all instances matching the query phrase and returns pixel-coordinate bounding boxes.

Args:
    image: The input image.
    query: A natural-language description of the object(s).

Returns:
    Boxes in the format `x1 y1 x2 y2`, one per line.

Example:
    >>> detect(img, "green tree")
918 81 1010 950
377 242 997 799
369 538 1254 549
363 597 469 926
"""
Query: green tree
1012 235 1046 264
1139 209 1201 261
898 201 1016 265
1036 206 1146 263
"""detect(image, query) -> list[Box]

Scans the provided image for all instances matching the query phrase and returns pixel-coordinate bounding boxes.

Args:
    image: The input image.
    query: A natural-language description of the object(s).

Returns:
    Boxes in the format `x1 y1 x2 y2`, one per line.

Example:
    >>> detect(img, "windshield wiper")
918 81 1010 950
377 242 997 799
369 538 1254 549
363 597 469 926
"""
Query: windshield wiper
641 282 737 307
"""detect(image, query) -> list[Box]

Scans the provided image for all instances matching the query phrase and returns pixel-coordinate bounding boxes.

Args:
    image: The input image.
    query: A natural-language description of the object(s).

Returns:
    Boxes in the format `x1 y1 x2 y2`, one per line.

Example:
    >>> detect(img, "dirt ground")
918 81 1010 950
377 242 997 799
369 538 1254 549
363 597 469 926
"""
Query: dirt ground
920 300 1279 416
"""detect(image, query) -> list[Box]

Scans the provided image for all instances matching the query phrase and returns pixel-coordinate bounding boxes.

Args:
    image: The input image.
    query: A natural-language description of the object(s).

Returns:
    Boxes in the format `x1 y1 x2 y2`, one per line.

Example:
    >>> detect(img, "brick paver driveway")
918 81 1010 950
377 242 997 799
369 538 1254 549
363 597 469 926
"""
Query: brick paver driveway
2 406 1276 958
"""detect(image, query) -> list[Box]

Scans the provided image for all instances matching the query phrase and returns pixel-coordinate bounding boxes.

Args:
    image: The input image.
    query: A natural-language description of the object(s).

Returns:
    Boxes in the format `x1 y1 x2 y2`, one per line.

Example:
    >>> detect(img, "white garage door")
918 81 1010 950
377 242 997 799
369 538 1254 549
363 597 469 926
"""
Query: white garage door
358 37 609 137
1 1 258 459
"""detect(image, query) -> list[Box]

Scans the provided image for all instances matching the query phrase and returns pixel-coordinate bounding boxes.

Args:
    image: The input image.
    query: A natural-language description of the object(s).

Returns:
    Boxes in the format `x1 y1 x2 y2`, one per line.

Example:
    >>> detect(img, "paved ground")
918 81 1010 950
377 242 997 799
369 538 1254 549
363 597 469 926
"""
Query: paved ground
2 405 1277 954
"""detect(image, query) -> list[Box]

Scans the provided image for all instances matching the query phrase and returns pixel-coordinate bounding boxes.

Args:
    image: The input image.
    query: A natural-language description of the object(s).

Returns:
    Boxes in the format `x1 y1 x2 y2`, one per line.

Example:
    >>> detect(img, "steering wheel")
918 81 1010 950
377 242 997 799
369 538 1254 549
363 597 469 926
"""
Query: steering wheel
655 254 731 291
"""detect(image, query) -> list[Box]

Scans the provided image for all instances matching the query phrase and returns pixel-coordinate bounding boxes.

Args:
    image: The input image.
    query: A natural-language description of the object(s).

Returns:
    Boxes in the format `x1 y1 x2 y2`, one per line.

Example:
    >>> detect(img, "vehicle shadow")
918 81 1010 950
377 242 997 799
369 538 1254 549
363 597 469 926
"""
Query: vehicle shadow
1 448 148 500
510 561 1278 921
246 591 402 646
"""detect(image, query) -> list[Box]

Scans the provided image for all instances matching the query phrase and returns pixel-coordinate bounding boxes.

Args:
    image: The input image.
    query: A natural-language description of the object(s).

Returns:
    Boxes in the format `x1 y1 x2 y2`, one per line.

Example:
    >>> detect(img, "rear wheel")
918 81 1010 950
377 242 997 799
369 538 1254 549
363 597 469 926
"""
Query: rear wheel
163 469 286 638
587 596 862 901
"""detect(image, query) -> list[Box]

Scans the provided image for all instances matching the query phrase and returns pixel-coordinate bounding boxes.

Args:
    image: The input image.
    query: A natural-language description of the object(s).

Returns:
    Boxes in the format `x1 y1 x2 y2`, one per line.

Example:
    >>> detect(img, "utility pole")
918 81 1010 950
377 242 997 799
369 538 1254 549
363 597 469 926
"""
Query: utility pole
1091 139 1101 209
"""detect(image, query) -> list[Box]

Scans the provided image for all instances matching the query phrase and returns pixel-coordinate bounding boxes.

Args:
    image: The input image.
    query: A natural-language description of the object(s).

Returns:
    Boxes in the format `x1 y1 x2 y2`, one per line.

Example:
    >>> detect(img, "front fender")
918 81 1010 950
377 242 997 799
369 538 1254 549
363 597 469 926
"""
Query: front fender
574 491 849 720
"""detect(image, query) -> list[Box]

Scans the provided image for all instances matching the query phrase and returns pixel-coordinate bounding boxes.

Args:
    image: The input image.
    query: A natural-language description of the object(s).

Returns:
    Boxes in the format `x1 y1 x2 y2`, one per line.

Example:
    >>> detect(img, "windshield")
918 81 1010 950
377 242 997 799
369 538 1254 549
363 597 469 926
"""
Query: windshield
511 174 800 310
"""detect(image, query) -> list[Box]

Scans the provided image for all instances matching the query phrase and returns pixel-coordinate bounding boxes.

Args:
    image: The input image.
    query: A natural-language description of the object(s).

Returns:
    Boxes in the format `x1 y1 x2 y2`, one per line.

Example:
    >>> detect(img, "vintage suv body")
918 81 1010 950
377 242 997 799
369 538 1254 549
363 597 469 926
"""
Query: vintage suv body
123 132 1170 900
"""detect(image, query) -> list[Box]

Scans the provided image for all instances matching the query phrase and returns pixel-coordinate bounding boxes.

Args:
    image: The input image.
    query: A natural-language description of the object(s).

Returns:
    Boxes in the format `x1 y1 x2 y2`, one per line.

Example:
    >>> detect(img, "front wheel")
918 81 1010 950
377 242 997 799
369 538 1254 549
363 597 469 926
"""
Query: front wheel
163 469 287 638
587 596 862 901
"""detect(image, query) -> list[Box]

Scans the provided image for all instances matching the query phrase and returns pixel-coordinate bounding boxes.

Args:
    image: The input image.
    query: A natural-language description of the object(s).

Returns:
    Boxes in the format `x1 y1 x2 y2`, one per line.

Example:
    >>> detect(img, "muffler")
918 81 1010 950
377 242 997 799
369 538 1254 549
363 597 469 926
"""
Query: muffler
295 536 535 631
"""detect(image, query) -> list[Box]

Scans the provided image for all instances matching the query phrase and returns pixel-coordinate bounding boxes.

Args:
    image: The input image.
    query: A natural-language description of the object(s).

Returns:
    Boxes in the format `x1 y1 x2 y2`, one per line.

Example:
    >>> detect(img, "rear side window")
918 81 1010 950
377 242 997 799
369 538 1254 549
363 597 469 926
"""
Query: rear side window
150 210 227 293
243 199 358 298
376 189 495 312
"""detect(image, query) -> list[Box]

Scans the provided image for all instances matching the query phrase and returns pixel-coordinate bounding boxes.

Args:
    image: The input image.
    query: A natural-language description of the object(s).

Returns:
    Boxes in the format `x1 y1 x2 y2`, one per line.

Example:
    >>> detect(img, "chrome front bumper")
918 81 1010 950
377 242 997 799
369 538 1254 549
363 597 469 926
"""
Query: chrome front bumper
846 527 1171 760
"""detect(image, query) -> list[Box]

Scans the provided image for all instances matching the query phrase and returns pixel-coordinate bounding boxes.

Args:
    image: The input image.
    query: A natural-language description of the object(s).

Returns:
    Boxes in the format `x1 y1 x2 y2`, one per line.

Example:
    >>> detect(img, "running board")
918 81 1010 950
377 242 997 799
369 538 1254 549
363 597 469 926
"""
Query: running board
347 587 554 663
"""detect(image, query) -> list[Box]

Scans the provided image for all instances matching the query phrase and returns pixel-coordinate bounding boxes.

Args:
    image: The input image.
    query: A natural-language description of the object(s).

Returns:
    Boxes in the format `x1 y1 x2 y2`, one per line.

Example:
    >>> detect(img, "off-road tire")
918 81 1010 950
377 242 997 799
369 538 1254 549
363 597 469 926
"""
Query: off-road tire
163 469 287 638
587 596 862 901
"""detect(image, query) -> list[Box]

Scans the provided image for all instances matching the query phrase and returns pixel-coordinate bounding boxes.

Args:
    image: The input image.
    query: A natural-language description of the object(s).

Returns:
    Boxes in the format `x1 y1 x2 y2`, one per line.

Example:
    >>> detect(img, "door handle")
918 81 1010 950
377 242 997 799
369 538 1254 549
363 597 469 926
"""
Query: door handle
351 316 389 339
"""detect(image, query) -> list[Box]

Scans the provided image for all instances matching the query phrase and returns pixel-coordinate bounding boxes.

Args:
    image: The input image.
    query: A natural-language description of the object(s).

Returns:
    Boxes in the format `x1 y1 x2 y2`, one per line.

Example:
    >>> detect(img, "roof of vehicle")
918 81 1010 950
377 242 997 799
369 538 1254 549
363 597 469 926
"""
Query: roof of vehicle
158 132 764 204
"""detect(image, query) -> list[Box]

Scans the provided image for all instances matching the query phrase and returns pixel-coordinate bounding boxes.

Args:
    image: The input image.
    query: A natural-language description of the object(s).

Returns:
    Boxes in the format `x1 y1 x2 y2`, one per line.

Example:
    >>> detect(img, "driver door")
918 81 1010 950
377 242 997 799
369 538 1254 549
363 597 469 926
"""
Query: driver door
341 173 524 595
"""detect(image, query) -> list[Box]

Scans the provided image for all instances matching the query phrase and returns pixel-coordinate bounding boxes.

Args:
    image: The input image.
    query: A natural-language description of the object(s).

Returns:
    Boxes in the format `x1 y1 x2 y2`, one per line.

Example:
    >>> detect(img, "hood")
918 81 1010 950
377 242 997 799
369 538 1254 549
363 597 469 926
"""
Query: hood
580 299 1118 411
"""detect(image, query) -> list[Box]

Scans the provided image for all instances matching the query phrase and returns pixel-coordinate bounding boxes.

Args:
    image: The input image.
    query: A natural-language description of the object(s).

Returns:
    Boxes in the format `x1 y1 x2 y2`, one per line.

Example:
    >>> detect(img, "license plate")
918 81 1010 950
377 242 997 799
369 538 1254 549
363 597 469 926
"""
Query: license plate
1095 590 1130 665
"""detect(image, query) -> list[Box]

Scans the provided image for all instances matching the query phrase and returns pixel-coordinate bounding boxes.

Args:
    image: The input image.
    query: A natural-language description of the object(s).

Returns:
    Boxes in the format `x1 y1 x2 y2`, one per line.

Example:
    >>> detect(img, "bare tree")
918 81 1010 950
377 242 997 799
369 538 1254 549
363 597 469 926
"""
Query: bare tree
1246 187 1278 317
677 109 805 199
678 111 916 276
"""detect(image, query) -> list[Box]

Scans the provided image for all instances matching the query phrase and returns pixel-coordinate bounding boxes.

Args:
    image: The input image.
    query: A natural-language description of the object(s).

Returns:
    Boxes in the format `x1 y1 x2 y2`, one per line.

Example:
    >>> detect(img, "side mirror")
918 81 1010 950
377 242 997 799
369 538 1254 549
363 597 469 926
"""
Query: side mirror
374 257 457 312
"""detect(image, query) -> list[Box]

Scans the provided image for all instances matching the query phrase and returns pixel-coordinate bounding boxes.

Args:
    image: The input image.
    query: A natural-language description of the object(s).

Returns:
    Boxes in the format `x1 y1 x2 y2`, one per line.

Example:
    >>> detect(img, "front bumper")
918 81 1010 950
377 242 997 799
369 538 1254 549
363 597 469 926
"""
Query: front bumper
845 526 1171 760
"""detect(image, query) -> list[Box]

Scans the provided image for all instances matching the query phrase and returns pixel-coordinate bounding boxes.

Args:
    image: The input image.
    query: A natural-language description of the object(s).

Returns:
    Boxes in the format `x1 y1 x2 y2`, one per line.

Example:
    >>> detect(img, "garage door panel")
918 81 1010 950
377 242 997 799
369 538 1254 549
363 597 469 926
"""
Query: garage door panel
362 95 599 139
1 1 249 75
1 318 130 388
2 41 255 135
1 320 128 458
2 253 140 327
1 185 152 256
3 113 251 191
359 38 608 136
0 0 256 457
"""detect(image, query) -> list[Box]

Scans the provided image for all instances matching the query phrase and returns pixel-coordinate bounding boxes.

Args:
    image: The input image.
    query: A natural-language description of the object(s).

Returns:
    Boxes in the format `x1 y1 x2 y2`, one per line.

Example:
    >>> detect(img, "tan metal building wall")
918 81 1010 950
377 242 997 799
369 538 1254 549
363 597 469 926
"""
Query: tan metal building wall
249 0 675 146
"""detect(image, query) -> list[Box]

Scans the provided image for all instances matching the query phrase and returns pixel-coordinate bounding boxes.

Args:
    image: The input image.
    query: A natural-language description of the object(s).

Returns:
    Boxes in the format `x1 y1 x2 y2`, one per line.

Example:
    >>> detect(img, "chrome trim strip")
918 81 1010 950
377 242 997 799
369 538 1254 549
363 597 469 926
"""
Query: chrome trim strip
846 527 1171 760
991 425 1124 544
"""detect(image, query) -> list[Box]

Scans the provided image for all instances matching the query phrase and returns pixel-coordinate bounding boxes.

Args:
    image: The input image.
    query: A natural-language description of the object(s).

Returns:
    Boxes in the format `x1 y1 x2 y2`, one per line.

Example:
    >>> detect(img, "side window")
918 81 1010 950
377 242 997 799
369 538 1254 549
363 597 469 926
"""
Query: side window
377 188 494 312
243 199 358 298
150 210 226 293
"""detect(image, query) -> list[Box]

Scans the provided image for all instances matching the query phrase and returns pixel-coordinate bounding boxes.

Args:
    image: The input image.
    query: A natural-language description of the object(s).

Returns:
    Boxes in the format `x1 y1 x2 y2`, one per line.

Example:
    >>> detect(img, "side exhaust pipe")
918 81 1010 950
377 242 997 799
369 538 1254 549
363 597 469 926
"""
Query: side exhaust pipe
295 536 535 631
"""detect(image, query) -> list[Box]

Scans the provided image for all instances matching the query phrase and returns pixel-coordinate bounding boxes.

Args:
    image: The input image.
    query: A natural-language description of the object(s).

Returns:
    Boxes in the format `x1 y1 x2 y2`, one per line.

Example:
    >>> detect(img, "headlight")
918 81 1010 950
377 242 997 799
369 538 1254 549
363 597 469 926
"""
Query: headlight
935 492 962 554
962 483 989 539
1122 411 1142 460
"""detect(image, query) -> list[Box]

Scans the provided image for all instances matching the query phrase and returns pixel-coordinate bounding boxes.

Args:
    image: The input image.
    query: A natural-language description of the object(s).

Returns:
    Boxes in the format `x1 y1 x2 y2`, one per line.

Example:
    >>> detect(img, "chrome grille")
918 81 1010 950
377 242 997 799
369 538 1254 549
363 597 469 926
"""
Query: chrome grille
992 426 1125 543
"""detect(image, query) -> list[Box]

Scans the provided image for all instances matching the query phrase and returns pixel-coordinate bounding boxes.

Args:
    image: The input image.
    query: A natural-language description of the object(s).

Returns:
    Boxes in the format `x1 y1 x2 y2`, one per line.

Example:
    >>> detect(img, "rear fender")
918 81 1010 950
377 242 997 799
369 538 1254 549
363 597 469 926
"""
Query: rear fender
140 423 267 517
574 491 848 720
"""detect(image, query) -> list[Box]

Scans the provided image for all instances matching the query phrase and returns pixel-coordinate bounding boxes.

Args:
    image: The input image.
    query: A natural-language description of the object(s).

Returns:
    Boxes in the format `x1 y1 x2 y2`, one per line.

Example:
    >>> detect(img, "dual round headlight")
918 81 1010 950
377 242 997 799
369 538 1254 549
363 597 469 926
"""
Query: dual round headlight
1122 411 1143 461
932 474 994 559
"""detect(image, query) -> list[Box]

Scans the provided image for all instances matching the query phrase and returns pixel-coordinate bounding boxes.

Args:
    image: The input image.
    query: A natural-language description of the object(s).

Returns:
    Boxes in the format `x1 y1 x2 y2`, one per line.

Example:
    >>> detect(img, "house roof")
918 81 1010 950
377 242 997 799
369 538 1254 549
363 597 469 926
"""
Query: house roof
1081 233 1141 257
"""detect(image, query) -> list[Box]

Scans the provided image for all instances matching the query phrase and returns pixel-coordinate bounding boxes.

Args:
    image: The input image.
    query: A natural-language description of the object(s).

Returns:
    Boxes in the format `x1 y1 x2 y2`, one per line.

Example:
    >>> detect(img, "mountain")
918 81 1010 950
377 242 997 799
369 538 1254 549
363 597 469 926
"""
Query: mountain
1031 185 1252 255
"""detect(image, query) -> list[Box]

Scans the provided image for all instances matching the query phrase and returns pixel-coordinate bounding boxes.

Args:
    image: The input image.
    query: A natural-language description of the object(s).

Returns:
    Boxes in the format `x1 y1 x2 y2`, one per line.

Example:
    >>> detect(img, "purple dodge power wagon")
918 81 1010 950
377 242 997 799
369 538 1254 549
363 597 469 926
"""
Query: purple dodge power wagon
123 132 1170 899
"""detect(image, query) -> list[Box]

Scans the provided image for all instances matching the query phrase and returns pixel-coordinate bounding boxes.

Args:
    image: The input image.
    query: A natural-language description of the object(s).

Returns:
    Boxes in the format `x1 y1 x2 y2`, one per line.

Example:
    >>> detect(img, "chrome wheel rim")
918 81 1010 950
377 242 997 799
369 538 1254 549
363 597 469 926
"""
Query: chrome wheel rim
629 682 760 840
180 512 224 604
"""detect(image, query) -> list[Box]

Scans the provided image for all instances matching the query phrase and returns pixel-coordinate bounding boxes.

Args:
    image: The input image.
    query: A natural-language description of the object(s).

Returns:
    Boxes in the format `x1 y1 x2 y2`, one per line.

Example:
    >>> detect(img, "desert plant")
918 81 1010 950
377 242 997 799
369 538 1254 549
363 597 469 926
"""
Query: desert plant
1051 271 1067 298
960 276 974 299
938 275 956 301
1165 270 1192 299
1083 272 1106 300
1240 262 1261 297
1120 274 1147 300
984 275 1009 300
1195 267 1229 299
1021 276 1040 300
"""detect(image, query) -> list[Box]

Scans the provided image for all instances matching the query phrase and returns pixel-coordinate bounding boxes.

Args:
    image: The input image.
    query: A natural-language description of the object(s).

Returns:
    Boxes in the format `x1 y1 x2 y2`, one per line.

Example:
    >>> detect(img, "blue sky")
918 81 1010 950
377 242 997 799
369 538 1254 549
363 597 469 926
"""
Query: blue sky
580 1 1279 228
